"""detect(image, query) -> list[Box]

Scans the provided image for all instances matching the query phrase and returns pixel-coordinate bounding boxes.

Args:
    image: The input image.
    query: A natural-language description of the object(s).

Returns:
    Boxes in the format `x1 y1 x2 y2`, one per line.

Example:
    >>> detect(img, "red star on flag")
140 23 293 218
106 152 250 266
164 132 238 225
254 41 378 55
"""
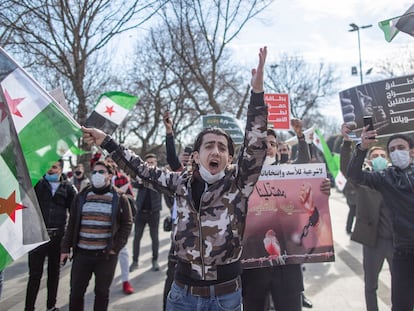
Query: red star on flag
0 191 24 223
4 89 24 118
105 105 115 117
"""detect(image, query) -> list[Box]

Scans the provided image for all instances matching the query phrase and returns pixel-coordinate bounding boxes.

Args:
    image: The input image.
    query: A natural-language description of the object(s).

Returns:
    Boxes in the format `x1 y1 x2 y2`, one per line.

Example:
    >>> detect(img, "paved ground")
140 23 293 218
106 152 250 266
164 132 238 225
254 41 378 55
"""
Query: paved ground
0 189 392 310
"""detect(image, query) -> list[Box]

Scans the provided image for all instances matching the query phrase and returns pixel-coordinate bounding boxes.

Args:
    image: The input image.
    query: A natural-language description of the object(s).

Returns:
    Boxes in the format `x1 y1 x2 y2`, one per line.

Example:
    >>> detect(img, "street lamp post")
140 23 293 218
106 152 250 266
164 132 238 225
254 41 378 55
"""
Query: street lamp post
349 23 372 84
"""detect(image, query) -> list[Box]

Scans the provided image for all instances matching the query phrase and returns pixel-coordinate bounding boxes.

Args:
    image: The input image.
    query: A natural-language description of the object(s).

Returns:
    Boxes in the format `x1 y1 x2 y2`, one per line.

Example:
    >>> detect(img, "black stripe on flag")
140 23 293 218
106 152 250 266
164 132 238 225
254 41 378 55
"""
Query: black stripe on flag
85 111 118 135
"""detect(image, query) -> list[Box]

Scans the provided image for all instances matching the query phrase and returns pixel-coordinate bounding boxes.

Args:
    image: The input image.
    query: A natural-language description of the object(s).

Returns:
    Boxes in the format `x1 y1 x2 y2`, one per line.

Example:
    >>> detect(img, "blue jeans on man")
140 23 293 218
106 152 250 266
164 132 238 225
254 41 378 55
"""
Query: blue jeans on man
166 281 242 311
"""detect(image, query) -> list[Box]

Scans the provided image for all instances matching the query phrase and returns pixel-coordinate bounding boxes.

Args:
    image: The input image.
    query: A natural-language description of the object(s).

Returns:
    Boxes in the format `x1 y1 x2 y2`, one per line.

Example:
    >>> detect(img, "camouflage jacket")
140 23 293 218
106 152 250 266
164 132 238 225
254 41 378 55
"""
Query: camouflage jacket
103 92 267 280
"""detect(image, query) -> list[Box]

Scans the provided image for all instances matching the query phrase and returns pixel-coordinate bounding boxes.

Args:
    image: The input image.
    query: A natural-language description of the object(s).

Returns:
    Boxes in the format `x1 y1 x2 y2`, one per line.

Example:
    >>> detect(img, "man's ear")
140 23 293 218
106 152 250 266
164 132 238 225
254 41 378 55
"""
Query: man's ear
192 151 200 164
228 155 233 164
410 148 414 158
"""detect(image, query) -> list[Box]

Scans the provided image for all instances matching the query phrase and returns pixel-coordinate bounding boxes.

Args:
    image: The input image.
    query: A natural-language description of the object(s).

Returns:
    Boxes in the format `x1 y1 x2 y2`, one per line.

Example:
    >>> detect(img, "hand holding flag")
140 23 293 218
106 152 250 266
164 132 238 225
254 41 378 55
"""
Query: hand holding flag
82 126 107 146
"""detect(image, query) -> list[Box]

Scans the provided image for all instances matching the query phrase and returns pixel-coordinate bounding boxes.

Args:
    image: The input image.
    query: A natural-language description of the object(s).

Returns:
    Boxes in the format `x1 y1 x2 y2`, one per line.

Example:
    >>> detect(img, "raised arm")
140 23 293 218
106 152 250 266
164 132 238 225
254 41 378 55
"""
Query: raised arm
347 125 380 186
291 118 310 164
339 123 354 178
81 126 176 196
237 46 268 196
163 111 182 171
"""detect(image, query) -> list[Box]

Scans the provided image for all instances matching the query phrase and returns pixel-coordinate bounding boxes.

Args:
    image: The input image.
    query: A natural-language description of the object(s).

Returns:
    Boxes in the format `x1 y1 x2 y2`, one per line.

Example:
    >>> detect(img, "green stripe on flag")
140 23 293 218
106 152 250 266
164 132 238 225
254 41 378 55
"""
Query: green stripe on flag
70 145 85 155
18 103 81 186
314 128 339 178
378 17 400 42
98 91 138 110
0 243 13 270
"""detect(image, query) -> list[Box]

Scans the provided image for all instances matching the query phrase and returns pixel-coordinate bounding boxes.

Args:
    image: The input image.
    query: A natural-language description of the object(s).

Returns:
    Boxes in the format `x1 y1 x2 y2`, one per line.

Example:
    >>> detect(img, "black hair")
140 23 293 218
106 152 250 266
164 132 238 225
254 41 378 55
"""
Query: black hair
193 127 235 156
144 153 157 160
386 134 414 152
266 129 277 140
57 159 64 169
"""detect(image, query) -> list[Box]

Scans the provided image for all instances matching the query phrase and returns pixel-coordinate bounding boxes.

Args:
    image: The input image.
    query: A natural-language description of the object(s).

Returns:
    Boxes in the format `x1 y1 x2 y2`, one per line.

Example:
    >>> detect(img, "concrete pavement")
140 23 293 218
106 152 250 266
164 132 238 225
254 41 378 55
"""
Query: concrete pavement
0 189 392 310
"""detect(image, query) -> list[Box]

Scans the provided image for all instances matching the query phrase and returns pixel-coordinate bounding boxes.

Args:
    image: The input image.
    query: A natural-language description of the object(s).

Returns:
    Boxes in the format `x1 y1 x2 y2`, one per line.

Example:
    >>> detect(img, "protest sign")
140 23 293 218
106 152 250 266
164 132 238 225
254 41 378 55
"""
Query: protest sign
264 93 290 129
241 163 334 269
339 74 414 139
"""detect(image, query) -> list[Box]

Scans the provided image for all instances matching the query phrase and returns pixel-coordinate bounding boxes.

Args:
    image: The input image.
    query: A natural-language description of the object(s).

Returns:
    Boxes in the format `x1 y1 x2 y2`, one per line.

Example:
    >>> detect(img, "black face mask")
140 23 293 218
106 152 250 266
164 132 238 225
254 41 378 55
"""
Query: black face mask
280 154 289 164
75 171 82 177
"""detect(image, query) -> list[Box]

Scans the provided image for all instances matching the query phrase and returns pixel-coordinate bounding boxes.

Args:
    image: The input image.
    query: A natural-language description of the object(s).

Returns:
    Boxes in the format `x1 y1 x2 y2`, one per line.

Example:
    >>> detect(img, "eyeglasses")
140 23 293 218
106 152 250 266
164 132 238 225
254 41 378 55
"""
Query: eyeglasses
92 169 107 175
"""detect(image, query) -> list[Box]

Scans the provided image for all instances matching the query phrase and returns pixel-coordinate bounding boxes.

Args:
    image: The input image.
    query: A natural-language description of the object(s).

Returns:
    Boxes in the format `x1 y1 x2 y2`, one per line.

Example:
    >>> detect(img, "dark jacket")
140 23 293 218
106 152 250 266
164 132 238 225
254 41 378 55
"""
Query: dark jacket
347 145 414 250
34 176 77 229
135 185 162 213
341 140 392 247
61 185 132 255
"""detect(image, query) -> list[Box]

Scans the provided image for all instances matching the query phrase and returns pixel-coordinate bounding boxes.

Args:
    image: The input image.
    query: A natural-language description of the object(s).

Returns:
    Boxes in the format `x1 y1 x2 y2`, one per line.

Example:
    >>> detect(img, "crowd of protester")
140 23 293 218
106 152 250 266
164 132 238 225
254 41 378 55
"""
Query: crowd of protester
3 45 410 311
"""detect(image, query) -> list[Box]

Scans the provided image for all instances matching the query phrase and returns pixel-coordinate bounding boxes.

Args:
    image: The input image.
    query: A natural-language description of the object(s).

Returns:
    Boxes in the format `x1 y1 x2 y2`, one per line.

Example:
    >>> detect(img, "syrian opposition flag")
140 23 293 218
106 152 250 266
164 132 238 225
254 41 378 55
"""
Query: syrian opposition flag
378 4 414 42
0 90 49 271
313 128 339 178
0 48 82 186
85 91 139 134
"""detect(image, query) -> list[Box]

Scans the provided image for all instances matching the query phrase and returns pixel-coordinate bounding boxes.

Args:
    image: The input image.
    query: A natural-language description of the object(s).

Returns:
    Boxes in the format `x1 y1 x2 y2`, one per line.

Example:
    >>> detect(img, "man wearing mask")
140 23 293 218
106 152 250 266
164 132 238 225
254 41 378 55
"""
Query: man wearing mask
25 160 77 311
60 160 132 311
82 46 268 311
71 163 90 192
340 123 393 311
278 142 291 164
263 119 309 166
347 127 414 311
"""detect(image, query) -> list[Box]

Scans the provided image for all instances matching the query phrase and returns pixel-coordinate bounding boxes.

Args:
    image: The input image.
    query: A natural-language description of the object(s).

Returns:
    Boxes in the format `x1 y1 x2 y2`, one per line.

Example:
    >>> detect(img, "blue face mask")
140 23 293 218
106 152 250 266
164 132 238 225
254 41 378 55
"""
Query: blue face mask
371 156 388 171
45 173 59 182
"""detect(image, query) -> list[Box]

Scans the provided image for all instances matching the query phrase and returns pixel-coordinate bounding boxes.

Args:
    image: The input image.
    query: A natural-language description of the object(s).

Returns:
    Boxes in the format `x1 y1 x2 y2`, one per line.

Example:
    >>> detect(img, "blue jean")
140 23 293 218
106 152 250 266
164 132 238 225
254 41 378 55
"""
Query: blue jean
166 281 242 311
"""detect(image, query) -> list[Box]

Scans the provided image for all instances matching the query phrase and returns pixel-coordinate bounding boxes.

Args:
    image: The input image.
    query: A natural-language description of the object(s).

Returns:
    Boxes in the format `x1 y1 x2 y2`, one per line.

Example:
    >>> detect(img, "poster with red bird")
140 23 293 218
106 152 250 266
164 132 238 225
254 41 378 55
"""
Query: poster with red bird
241 163 334 269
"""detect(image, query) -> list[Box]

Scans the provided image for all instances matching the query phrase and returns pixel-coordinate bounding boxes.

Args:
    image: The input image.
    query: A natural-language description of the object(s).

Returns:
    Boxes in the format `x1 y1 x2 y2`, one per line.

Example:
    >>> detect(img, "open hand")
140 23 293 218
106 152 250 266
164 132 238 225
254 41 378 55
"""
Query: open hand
251 46 267 93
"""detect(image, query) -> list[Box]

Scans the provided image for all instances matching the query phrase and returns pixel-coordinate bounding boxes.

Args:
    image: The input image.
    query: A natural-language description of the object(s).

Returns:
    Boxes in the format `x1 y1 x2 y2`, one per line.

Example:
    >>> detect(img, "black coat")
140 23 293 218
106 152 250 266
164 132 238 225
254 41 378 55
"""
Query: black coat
34 177 77 229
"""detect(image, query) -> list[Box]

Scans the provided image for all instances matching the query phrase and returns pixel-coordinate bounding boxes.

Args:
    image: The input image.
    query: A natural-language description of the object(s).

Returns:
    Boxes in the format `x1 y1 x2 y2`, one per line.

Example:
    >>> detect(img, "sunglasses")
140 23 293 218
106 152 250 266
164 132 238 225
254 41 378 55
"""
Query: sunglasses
92 169 108 175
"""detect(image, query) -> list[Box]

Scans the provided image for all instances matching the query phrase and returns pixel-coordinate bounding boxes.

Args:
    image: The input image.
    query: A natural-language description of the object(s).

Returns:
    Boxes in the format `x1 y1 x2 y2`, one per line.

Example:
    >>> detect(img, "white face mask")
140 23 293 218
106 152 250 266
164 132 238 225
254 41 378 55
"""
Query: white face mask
390 149 411 169
91 173 108 188
263 156 276 166
198 164 225 184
